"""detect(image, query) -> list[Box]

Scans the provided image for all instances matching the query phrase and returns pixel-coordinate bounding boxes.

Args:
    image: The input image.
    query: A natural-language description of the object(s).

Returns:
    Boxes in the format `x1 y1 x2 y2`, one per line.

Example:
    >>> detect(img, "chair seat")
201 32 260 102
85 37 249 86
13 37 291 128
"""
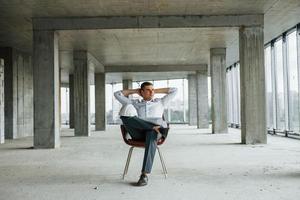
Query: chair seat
121 125 165 147
126 138 165 147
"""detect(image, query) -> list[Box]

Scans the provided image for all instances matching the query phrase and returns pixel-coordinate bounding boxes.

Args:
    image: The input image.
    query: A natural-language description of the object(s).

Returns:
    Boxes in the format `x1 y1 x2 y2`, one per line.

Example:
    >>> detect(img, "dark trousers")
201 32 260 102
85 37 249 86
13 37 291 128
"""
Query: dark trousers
120 116 166 173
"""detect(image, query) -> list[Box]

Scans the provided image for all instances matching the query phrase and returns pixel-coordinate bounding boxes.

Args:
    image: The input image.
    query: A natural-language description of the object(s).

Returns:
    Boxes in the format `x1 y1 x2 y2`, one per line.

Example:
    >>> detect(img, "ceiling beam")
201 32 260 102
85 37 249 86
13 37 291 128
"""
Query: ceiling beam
105 64 207 73
33 15 263 30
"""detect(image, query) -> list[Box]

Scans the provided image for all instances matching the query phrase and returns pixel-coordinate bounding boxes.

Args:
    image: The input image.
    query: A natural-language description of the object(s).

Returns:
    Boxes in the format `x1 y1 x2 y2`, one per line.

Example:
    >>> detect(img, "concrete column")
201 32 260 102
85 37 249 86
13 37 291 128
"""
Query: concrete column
210 48 228 134
239 26 266 144
69 74 74 128
122 79 133 90
33 30 60 148
74 50 90 136
196 70 210 128
0 59 4 144
0 47 34 140
95 73 106 131
188 74 197 126
188 72 209 128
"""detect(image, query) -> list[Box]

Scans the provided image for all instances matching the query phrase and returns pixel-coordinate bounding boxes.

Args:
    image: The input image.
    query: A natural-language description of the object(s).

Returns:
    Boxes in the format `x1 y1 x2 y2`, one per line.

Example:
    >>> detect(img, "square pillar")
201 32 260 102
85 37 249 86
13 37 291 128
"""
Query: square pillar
122 79 133 90
239 26 266 144
188 71 209 128
196 70 210 128
188 74 197 126
210 48 228 134
0 47 33 140
74 50 90 136
69 74 74 128
0 47 15 139
33 30 60 148
95 73 106 131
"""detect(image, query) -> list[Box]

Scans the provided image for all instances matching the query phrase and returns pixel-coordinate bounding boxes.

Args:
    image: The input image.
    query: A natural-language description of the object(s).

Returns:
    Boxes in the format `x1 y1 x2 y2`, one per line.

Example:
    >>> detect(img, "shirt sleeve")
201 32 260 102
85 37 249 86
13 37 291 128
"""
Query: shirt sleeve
114 90 133 105
161 87 178 106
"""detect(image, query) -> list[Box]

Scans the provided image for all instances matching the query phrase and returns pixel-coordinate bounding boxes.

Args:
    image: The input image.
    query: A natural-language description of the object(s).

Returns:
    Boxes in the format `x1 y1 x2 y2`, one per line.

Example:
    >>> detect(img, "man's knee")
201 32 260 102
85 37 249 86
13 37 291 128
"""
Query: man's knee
120 116 134 124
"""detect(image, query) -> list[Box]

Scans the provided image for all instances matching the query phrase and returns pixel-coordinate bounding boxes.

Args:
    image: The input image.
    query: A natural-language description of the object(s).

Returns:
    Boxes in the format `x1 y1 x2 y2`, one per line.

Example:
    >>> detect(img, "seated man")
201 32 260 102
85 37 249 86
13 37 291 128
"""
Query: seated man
114 81 177 186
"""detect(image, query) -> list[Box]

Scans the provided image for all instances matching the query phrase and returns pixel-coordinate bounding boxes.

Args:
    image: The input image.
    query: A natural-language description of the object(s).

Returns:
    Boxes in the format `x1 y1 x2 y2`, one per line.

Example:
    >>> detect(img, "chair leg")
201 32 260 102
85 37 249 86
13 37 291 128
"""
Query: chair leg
157 147 168 179
122 146 134 180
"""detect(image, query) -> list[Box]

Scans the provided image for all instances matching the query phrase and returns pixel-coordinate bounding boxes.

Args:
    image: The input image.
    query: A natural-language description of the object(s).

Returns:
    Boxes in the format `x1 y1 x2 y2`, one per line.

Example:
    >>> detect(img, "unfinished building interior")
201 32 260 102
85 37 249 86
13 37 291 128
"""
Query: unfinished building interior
0 1 300 199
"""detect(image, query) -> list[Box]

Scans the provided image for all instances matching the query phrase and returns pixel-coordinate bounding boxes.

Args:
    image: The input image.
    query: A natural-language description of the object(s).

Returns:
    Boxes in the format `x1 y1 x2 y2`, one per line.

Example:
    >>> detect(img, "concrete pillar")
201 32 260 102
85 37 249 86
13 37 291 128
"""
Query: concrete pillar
73 50 90 136
33 30 60 148
239 26 266 144
188 74 197 126
0 47 34 140
188 72 209 128
196 70 210 128
69 74 74 128
210 48 228 134
95 73 106 131
122 79 133 90
0 59 4 144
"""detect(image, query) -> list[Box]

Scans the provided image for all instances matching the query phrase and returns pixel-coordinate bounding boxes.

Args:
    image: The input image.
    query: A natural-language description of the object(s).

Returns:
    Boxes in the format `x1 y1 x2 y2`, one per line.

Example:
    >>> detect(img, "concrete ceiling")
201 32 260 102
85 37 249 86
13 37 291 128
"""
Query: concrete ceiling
59 28 238 65
0 0 300 84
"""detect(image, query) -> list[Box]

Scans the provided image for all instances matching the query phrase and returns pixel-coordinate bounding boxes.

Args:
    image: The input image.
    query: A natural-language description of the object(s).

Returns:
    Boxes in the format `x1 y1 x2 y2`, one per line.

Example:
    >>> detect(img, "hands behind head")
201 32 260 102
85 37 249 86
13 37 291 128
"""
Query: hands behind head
137 88 142 97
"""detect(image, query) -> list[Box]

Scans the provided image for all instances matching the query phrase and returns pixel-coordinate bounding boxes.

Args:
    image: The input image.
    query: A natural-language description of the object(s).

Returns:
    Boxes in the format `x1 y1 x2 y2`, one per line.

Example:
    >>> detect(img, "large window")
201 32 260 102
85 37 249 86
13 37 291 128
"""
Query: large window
265 45 274 129
60 87 69 125
274 38 285 130
287 30 299 132
264 27 300 137
226 64 241 127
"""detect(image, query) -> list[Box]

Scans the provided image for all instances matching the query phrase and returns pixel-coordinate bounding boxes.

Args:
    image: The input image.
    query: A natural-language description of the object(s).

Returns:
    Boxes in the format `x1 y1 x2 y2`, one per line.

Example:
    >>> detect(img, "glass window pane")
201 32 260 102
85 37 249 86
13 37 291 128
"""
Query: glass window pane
231 68 237 125
236 63 241 125
287 30 299 131
265 46 274 129
112 83 123 124
275 38 285 130
90 85 95 124
168 79 184 123
227 69 234 124
208 77 211 122
60 87 69 125
183 79 189 123
106 84 113 124
226 71 230 124
233 66 240 125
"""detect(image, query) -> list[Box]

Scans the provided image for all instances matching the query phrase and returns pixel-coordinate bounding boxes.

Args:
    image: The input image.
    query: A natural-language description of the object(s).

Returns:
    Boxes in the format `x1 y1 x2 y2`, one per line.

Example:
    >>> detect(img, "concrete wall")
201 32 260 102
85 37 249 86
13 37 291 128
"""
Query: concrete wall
0 47 33 139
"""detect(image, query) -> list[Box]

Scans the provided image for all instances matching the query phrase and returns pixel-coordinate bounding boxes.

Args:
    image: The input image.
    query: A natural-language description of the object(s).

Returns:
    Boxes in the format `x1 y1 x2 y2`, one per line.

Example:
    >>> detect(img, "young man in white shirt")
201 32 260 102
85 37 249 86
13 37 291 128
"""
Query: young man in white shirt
114 82 177 186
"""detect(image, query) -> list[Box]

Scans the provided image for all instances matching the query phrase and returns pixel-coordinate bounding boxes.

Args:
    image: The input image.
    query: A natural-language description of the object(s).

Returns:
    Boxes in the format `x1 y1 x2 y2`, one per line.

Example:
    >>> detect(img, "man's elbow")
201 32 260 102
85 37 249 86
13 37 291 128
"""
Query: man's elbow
114 90 122 98
169 87 178 94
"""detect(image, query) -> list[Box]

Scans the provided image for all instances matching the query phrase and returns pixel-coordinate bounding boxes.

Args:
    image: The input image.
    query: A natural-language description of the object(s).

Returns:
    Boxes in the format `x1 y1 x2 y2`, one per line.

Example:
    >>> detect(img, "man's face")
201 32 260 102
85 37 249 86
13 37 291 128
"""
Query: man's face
141 85 155 101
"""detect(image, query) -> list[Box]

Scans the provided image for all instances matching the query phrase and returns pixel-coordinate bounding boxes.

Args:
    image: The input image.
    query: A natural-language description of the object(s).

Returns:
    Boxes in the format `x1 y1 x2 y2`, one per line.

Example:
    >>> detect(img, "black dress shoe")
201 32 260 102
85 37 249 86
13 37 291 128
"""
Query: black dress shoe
137 174 148 186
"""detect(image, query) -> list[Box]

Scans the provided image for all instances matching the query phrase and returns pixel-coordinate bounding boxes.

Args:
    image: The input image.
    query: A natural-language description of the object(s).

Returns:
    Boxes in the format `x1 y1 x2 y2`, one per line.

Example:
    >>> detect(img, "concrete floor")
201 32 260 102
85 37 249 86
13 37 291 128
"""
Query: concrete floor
0 125 300 200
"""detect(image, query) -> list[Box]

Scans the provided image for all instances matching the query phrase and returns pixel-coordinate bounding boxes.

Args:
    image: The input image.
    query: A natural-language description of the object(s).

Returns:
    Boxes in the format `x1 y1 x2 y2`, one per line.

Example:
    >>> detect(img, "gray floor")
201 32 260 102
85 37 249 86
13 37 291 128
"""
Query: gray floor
0 125 300 200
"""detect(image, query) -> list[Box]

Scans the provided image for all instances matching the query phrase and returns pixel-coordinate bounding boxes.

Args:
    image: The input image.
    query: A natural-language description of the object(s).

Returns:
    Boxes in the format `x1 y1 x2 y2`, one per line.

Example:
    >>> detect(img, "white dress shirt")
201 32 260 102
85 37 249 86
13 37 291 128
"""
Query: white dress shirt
114 87 178 127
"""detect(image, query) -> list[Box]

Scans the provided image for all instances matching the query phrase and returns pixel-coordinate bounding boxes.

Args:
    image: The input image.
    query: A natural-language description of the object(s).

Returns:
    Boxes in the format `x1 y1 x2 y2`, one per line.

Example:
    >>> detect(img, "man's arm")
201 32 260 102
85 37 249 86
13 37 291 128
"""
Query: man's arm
154 88 170 94
160 87 178 106
121 89 141 97
114 89 140 105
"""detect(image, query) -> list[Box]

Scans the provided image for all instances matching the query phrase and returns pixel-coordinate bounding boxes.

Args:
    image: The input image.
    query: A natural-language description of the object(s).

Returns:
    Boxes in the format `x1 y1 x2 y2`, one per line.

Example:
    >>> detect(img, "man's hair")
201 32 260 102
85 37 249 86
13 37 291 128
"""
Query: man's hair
140 82 153 90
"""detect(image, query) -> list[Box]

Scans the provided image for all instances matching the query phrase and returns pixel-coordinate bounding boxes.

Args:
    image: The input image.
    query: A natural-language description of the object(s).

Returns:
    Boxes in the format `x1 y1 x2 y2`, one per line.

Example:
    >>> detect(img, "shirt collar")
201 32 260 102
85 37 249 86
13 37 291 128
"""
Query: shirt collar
141 98 154 103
